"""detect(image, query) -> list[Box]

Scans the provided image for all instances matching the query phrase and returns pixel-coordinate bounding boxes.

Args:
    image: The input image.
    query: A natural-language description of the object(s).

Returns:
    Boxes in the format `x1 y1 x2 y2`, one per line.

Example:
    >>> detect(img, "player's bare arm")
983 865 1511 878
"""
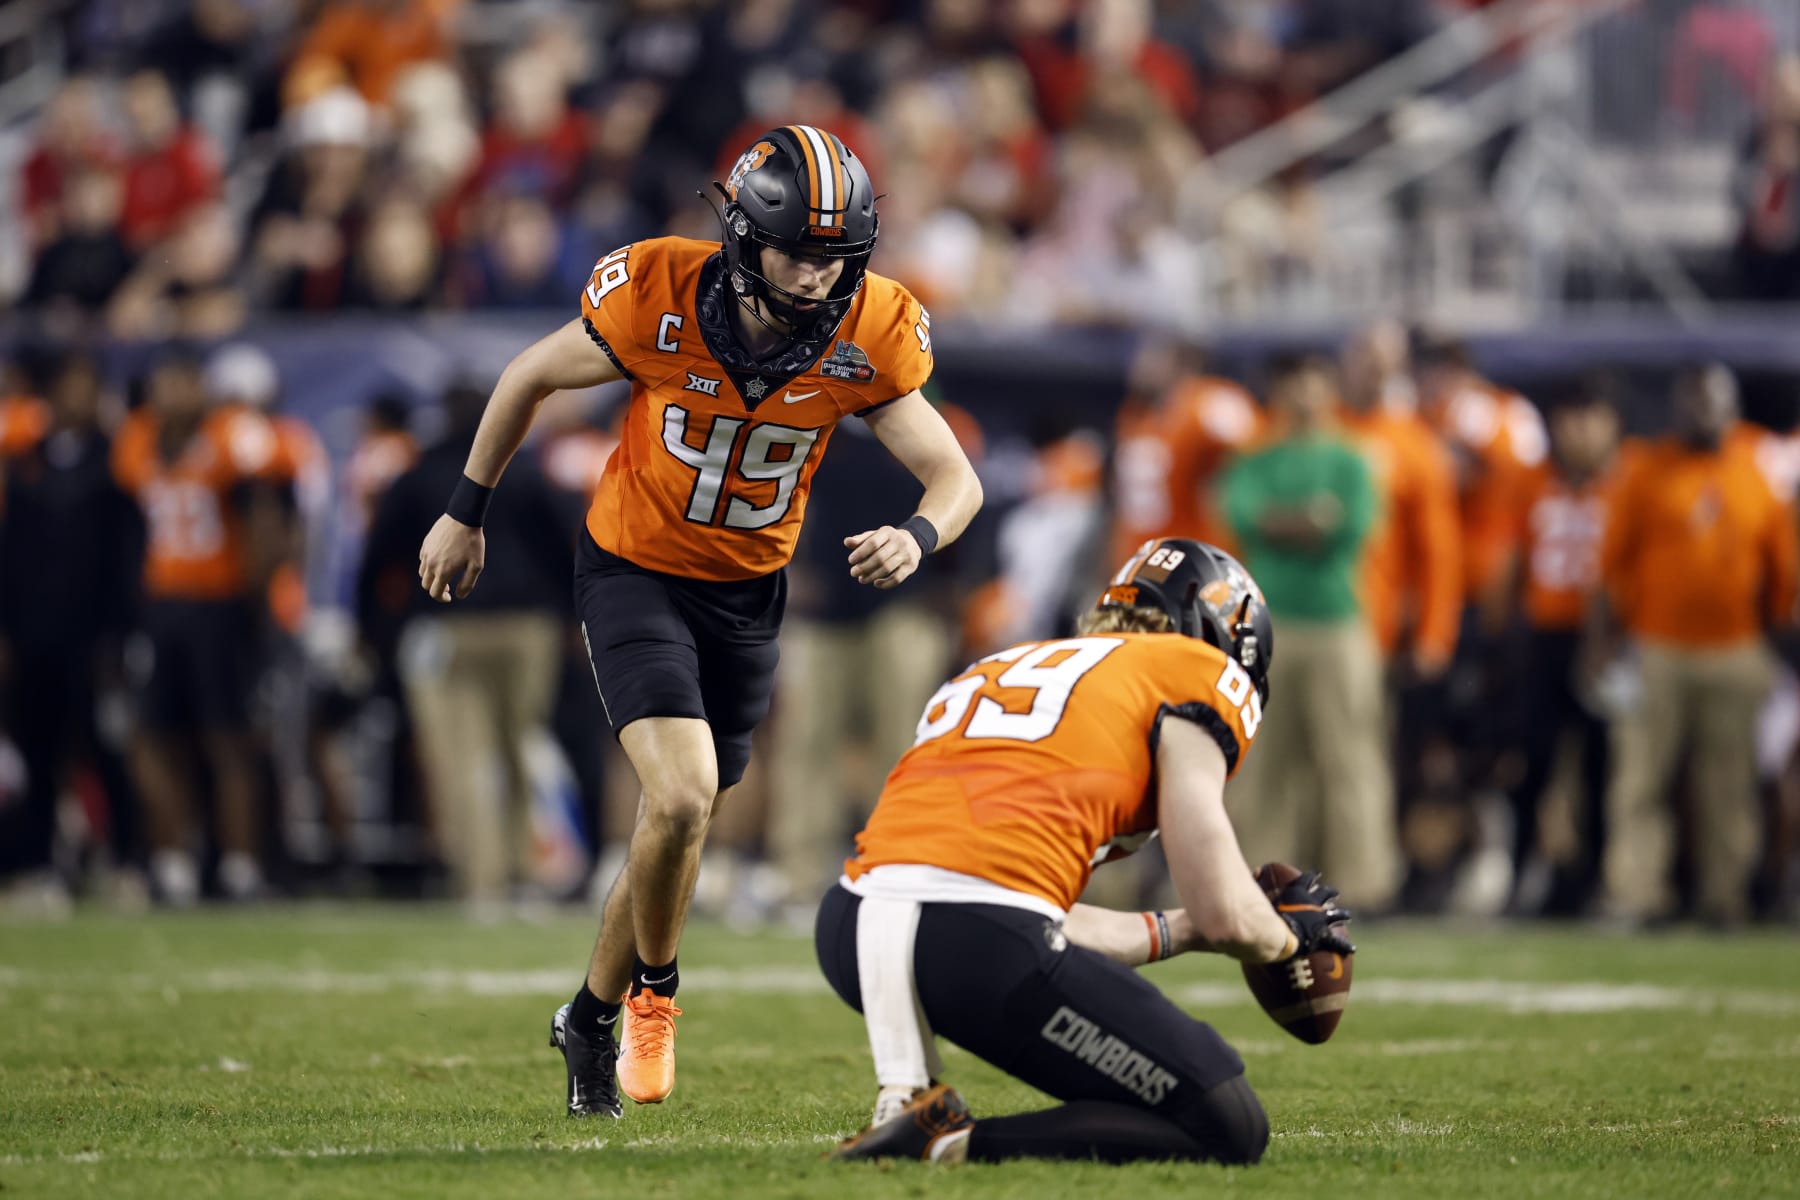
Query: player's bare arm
1062 902 1201 966
1154 719 1298 964
848 390 983 589
417 319 622 602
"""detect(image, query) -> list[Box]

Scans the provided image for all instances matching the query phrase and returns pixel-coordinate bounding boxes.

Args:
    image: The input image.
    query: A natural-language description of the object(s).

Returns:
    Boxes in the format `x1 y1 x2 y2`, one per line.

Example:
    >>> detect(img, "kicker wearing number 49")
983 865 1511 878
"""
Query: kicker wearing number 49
414 124 982 1118
816 538 1354 1166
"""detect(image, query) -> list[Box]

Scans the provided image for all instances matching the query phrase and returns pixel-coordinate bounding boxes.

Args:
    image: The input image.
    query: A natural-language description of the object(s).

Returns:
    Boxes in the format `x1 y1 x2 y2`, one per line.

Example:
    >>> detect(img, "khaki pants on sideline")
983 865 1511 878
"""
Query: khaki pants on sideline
1228 619 1399 910
400 612 563 901
769 605 951 900
1603 639 1774 922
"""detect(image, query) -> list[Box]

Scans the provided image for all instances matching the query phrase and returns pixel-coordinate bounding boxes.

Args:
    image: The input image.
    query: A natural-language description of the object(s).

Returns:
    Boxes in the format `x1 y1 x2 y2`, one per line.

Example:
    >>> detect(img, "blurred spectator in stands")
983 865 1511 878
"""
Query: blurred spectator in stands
1011 0 1201 132
1224 353 1395 911
874 57 1049 316
108 202 248 341
20 78 117 253
570 82 660 252
458 194 578 309
111 348 286 905
1501 373 1620 917
1733 53 1800 301
349 194 443 311
286 0 460 111
24 168 136 337
1596 364 1798 926
1007 89 1205 328
252 88 373 311
952 57 1055 233
142 0 278 160
1283 0 1439 97
770 400 982 919
0 353 141 915
362 379 574 910
390 64 481 217
455 50 588 237
1108 334 1260 563
119 69 220 253
1337 319 1461 683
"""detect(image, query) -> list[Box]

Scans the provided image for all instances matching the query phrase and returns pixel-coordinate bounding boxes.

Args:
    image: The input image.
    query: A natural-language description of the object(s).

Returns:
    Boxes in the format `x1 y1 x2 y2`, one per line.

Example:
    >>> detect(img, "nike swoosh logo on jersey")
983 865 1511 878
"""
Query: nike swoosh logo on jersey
783 389 820 404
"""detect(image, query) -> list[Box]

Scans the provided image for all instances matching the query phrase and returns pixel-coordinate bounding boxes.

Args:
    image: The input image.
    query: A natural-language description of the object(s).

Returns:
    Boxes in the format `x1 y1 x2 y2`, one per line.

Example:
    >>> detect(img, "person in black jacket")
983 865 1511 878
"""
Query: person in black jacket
358 378 577 907
0 351 144 907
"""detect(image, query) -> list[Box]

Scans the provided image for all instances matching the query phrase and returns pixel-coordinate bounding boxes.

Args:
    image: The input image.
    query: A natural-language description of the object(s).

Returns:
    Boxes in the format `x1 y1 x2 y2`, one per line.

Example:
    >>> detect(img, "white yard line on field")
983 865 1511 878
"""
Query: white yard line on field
3 964 1798 1016
0 1131 837 1169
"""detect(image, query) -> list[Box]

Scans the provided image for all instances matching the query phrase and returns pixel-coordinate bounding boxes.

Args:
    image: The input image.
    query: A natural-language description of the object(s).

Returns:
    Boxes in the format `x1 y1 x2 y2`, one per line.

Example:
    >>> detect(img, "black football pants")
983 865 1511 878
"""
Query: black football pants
815 884 1268 1165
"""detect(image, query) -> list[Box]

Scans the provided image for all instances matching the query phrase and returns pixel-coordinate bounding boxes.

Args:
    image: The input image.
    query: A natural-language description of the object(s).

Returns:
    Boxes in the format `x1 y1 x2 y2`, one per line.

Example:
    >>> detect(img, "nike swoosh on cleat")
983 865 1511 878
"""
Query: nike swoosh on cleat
783 390 820 404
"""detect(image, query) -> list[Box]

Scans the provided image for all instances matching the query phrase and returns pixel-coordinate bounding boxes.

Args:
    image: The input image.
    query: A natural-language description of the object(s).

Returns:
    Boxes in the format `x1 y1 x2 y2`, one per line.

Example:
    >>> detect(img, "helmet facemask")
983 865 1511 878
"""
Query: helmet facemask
719 198 876 346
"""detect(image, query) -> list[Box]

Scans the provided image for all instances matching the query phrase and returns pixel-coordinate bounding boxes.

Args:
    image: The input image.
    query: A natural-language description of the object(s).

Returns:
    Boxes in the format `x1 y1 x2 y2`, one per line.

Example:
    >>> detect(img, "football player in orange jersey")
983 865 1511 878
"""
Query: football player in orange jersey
111 346 286 904
415 126 982 1117
1108 336 1261 564
1502 374 1620 915
820 539 1352 1165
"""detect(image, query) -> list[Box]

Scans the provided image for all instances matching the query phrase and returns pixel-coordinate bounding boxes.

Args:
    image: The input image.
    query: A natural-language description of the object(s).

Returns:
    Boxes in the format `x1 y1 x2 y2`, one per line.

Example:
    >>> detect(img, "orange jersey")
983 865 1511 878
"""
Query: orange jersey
111 406 279 600
1432 380 1547 598
1342 407 1462 662
847 633 1263 913
1517 463 1614 632
0 395 49 457
1110 377 1261 561
268 413 331 517
345 428 419 524
1730 422 1800 508
580 237 933 581
1602 437 1798 647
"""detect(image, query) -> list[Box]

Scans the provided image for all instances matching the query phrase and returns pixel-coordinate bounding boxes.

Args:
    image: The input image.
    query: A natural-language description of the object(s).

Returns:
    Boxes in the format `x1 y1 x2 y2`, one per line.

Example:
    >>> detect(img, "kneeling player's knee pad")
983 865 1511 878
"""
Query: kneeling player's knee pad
1182 1074 1268 1165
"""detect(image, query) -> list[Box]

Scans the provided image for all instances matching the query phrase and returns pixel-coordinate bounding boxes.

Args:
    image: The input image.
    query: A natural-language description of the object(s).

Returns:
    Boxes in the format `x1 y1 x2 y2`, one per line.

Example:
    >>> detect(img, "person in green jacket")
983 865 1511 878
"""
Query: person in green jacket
1221 353 1399 913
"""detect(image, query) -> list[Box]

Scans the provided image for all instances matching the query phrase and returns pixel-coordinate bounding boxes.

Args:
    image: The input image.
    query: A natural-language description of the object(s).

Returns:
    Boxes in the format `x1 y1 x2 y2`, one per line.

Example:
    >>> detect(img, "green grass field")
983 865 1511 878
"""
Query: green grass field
2 909 1797 1199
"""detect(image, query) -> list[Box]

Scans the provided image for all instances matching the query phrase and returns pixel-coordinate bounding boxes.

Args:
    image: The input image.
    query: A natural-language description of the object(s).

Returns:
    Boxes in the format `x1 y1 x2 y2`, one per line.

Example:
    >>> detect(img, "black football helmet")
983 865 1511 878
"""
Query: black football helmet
1097 537 1274 704
714 125 878 343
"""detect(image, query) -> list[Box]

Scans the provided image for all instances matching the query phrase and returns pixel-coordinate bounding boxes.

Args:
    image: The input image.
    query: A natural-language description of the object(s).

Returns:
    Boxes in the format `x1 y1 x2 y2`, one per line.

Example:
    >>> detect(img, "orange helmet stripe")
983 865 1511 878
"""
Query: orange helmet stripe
787 124 825 225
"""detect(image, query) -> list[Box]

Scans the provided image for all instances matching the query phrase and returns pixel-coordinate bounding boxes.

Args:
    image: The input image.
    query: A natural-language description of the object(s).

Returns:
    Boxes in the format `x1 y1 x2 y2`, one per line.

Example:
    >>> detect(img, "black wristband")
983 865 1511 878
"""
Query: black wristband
898 514 939 557
446 474 495 528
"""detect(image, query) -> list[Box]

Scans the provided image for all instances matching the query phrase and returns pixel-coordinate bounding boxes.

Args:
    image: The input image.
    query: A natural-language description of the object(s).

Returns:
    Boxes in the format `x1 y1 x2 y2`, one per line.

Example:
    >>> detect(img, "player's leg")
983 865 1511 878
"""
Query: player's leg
818 890 1267 1165
192 600 266 900
130 603 202 905
1310 621 1400 912
1691 643 1774 924
1602 644 1688 921
558 541 716 1113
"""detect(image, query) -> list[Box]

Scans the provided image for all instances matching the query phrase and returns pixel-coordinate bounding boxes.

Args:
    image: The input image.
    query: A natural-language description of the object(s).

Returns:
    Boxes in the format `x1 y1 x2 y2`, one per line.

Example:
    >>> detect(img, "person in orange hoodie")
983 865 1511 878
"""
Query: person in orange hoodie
1595 364 1798 924
1415 335 1548 617
1109 336 1261 565
1337 321 1461 681
1503 373 1622 916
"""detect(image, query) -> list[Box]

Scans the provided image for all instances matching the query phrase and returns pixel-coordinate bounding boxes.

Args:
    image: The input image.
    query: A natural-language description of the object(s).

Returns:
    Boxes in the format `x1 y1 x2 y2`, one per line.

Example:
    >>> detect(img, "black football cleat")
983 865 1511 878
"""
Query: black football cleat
829 1084 974 1162
551 1002 623 1119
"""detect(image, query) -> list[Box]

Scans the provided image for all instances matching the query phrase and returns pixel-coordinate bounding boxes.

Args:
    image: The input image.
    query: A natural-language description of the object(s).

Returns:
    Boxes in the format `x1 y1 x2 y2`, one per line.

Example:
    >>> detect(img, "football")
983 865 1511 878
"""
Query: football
1240 862 1353 1044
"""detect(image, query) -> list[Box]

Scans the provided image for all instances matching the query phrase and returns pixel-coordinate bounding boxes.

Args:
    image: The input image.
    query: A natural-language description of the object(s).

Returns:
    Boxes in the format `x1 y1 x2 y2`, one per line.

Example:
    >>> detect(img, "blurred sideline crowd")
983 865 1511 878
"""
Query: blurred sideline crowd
3 324 1800 932
11 0 1583 337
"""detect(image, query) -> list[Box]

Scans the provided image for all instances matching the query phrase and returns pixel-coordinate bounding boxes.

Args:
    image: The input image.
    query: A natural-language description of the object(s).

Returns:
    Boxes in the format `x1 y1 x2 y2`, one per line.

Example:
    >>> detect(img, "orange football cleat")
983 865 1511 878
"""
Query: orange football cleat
617 987 682 1104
